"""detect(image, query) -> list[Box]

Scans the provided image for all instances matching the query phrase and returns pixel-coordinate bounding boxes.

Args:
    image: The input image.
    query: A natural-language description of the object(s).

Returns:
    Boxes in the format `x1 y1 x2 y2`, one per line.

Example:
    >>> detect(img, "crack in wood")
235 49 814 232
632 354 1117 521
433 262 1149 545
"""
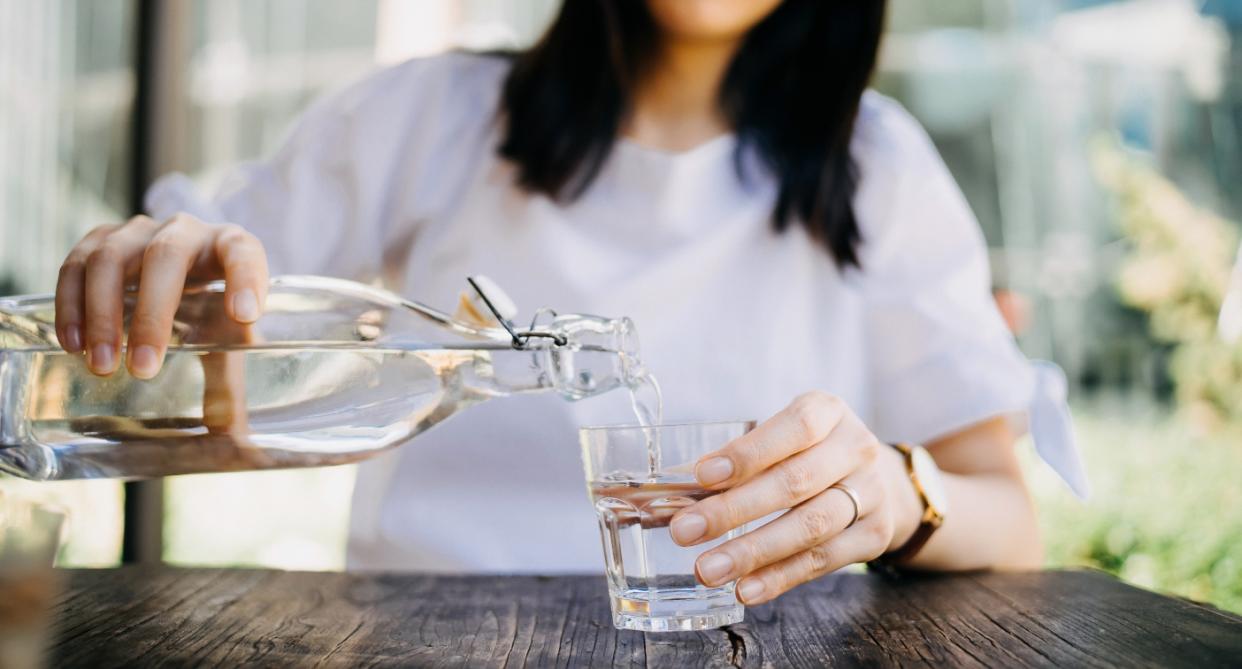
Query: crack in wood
721 624 747 667
317 619 366 667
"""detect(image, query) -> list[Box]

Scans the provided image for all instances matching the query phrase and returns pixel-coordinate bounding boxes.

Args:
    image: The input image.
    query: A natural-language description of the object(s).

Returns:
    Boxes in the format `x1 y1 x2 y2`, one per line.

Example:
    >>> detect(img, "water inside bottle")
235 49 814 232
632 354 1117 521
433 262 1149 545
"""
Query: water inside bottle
3 340 634 480
6 345 484 479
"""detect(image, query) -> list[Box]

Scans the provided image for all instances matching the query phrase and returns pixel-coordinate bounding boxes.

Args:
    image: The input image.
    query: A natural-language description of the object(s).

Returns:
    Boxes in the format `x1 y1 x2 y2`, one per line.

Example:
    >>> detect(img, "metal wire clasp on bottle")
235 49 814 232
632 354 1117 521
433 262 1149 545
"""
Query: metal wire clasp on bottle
467 277 568 350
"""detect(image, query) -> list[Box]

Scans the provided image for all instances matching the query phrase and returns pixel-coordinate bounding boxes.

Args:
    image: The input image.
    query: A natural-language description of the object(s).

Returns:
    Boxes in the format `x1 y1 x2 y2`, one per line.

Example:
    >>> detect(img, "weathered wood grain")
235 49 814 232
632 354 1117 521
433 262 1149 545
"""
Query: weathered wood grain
47 568 1242 668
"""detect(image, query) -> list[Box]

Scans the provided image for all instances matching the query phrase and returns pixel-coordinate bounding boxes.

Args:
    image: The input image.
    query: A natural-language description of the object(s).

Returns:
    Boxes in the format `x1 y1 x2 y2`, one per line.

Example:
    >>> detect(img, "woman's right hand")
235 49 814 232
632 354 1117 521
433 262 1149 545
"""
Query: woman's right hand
56 213 269 379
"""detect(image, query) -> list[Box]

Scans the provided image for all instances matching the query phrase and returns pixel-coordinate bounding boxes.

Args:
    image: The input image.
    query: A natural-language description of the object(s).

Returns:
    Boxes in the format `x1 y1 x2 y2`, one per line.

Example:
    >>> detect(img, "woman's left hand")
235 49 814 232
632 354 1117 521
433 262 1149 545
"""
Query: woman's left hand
669 391 919 605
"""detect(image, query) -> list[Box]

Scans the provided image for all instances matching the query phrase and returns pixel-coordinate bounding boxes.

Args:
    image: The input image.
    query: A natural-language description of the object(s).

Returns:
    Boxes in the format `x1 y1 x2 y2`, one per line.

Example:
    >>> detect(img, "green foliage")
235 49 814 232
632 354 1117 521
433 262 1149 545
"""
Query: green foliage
1095 139 1242 431
1030 399 1242 615
1051 142 1242 615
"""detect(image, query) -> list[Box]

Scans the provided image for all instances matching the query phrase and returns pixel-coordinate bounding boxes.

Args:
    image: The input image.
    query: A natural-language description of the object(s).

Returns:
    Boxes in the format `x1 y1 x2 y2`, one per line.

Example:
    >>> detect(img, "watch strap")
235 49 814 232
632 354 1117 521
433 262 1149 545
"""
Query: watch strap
879 514 938 565
871 442 943 568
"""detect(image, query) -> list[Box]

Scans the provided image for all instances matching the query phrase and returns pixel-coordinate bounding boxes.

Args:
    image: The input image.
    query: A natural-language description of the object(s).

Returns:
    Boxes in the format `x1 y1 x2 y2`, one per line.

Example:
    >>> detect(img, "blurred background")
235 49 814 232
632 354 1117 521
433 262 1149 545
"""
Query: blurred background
1 0 1240 613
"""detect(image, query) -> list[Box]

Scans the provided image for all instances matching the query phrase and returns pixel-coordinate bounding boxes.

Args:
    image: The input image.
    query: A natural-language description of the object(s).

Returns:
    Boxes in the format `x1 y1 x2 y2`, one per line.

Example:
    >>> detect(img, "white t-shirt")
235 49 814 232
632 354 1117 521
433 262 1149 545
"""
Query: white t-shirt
147 53 1085 573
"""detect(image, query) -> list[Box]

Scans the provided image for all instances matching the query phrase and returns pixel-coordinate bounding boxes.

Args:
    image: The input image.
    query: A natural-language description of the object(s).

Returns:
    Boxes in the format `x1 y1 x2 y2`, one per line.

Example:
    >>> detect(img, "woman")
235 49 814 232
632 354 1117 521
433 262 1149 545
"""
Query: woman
54 1 1078 603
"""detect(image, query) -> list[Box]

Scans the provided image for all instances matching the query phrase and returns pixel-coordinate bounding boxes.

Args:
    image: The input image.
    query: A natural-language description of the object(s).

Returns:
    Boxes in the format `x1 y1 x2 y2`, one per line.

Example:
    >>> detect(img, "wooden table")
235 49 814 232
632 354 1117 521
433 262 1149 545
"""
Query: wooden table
50 567 1242 667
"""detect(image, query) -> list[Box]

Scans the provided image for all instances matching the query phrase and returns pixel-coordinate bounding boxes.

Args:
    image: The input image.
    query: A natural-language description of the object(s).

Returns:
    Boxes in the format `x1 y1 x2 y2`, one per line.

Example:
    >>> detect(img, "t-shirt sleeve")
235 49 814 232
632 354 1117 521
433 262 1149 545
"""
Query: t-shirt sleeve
143 53 499 282
851 94 1088 498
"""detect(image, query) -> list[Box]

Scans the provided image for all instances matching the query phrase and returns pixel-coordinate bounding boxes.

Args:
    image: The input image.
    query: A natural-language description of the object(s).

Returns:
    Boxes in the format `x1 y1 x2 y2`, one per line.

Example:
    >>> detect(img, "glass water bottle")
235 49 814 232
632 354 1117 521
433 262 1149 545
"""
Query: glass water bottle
0 276 649 480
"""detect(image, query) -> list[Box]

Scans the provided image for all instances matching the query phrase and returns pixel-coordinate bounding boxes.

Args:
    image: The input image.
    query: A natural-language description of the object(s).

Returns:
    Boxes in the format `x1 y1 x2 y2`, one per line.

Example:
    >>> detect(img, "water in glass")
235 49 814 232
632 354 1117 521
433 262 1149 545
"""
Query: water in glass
581 420 755 632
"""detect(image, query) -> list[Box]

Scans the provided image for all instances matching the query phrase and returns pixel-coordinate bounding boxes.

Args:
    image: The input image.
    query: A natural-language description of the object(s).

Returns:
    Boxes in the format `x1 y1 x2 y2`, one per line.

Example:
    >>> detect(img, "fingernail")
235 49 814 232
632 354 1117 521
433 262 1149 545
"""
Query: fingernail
737 579 765 604
696 457 734 486
697 553 735 585
670 513 706 545
233 289 260 322
88 343 115 374
129 345 161 379
63 325 83 352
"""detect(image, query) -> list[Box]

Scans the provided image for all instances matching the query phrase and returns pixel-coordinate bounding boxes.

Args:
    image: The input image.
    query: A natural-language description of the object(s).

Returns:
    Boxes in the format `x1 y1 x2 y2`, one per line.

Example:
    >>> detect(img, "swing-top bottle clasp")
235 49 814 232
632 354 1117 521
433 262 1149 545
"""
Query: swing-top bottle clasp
466 276 568 350
463 275 647 398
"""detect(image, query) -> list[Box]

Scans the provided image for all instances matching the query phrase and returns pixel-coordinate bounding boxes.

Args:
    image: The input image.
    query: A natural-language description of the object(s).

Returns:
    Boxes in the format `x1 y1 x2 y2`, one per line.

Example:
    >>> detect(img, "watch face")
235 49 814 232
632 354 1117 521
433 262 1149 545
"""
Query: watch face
911 446 950 514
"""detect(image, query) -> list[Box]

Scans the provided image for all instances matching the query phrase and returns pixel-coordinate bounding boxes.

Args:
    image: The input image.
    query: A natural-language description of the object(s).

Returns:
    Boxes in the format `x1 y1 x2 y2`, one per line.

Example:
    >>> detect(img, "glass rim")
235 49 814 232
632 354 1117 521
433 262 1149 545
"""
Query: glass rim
578 418 756 433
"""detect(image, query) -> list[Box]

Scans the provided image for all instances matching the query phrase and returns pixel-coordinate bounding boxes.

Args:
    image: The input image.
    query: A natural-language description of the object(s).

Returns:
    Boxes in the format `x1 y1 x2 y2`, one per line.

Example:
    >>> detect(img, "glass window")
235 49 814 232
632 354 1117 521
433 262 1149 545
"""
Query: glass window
0 0 135 293
0 0 137 567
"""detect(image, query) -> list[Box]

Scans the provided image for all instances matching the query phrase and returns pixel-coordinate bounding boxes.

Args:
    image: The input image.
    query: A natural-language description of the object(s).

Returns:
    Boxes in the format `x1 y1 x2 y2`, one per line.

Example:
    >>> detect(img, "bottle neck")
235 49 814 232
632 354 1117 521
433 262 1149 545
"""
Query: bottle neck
537 313 646 398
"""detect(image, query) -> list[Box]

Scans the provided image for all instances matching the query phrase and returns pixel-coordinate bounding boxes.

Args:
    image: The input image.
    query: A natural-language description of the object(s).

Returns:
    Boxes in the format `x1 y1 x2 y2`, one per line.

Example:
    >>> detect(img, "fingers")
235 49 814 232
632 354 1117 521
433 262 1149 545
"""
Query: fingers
671 416 878 546
55 224 119 353
693 391 847 490
211 224 268 324
55 213 268 380
733 513 893 606
81 217 159 375
694 472 880 588
125 216 214 378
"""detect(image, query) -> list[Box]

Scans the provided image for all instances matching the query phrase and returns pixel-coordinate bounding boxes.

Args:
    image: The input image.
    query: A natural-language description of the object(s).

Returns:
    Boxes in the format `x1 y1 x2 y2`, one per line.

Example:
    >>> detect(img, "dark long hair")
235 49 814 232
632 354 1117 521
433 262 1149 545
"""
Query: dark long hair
497 0 887 267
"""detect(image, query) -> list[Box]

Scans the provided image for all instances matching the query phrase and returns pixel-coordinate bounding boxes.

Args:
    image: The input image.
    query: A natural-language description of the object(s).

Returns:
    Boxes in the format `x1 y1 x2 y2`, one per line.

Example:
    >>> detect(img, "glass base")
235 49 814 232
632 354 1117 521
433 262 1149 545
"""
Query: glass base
610 588 744 632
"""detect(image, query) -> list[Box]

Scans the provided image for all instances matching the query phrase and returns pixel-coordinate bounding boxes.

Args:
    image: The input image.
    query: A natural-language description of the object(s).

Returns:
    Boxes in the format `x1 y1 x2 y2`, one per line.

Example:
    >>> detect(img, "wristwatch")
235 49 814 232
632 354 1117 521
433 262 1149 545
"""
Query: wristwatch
873 442 949 567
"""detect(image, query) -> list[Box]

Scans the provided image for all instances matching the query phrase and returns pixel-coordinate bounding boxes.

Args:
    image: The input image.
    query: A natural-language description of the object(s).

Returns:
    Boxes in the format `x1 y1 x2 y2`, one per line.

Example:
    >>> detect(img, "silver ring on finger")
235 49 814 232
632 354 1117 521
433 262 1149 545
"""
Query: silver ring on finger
829 482 862 529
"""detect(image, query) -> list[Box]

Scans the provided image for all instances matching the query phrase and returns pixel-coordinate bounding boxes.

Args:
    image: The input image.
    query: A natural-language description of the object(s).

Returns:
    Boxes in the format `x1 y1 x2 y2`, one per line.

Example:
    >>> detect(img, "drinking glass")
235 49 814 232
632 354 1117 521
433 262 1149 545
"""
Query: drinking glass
580 420 756 632
0 492 67 669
